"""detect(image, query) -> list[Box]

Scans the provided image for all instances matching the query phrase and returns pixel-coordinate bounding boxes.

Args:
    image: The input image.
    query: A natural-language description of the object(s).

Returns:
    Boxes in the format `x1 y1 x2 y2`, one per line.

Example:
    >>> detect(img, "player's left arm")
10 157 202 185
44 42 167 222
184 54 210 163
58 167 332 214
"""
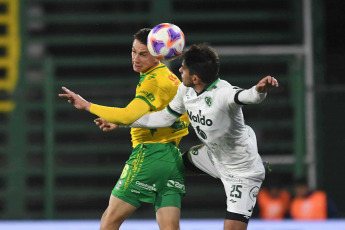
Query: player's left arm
236 76 278 105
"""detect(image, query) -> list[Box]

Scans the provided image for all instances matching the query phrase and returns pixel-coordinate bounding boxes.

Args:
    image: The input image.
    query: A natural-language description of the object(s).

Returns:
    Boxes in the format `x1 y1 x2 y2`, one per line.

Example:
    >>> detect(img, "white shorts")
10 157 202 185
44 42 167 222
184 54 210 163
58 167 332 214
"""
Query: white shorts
187 144 263 217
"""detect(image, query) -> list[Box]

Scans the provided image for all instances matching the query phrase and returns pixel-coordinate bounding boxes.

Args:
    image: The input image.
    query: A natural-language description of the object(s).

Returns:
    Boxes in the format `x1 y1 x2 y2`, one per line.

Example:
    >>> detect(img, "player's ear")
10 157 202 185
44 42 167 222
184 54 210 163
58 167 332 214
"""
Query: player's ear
152 56 160 64
192 75 202 84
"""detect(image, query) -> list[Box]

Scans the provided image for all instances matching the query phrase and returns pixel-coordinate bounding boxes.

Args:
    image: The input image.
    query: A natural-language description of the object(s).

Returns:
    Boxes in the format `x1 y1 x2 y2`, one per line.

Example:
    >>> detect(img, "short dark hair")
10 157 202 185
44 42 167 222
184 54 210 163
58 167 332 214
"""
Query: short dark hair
133 28 151 45
183 43 220 84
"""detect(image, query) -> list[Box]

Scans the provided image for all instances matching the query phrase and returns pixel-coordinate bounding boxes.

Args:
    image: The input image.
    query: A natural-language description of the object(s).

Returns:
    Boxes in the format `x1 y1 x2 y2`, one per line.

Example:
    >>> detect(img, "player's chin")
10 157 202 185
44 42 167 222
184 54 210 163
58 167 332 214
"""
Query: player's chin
132 65 142 72
182 80 192 87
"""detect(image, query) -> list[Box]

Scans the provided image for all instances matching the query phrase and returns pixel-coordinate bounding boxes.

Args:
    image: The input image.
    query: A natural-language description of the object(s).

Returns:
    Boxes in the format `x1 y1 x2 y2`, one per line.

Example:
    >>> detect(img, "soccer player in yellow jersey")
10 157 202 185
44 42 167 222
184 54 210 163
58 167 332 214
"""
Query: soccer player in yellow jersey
59 28 189 230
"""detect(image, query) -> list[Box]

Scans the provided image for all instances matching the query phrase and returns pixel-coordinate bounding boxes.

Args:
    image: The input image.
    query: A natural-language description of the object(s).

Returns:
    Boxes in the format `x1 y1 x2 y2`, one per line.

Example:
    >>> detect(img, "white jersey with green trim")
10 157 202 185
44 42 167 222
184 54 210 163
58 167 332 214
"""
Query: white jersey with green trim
168 78 266 180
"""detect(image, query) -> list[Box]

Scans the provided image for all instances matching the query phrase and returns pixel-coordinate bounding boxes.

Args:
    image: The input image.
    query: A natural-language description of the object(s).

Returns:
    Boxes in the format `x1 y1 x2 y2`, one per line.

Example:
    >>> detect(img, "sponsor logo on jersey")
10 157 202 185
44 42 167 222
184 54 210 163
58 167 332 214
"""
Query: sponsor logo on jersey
167 180 185 191
131 189 140 194
225 177 243 184
138 90 155 101
205 97 212 107
187 110 213 126
136 181 157 191
196 126 207 140
249 186 260 201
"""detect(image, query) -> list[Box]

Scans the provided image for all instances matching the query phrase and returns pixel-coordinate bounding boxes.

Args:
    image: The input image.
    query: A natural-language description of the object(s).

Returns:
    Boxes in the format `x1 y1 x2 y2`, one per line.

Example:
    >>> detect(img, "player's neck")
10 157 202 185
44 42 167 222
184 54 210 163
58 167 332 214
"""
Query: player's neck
141 62 161 74
193 83 207 94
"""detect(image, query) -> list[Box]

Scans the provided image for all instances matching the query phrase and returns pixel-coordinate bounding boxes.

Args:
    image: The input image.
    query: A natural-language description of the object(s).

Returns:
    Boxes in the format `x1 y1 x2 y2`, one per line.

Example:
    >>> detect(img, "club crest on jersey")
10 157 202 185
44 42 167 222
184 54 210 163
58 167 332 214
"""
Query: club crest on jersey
189 144 204 155
190 149 198 155
249 186 260 201
205 97 212 107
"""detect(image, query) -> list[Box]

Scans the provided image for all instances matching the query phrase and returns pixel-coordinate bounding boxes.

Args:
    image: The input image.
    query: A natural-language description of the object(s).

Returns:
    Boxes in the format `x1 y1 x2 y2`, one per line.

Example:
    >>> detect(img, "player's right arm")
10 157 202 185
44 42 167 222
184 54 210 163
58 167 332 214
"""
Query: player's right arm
58 86 151 125
89 97 150 124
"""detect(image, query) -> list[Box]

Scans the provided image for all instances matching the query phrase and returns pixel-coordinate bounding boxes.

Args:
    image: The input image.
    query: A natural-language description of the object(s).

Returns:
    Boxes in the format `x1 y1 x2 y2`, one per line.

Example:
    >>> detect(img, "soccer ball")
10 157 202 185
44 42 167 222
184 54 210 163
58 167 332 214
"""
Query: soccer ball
147 23 185 61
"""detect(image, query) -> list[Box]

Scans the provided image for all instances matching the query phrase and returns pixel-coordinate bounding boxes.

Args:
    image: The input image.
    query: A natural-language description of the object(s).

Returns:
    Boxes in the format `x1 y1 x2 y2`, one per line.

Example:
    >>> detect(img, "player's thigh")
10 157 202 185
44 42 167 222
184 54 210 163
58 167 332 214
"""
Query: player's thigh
103 195 137 224
221 176 262 217
156 206 180 230
186 144 220 178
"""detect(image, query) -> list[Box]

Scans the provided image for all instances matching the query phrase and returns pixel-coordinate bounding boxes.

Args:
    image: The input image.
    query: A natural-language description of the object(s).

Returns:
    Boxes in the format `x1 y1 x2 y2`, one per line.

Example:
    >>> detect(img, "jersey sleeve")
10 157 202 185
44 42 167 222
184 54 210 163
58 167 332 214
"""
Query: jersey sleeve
130 108 178 128
236 85 267 105
227 85 266 109
89 98 150 124
166 84 187 117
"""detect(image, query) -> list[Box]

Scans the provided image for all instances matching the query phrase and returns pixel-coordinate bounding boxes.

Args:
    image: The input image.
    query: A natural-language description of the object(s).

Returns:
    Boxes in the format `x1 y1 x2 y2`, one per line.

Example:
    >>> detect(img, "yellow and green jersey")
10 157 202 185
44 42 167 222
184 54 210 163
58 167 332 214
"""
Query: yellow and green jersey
131 63 189 147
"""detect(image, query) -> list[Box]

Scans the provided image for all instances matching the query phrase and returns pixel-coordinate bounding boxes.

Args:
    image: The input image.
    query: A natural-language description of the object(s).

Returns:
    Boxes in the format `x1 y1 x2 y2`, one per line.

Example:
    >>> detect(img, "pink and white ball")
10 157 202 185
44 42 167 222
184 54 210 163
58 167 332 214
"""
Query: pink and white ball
147 23 185 61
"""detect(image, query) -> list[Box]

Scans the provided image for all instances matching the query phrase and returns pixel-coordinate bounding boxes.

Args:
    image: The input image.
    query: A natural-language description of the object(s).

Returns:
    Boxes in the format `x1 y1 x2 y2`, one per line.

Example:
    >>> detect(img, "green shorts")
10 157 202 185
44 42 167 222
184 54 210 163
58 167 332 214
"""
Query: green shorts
112 142 185 211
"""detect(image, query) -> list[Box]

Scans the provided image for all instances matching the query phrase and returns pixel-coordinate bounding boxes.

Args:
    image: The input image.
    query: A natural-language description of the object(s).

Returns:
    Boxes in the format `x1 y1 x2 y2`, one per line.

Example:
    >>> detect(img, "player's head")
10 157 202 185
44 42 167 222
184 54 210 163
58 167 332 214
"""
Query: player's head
133 28 151 45
132 28 159 73
182 43 220 85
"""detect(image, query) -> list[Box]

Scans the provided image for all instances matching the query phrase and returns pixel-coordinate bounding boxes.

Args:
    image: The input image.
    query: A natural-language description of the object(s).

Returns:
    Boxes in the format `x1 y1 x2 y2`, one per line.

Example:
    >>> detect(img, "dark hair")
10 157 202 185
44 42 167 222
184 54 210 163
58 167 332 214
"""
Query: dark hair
183 43 220 84
133 28 151 45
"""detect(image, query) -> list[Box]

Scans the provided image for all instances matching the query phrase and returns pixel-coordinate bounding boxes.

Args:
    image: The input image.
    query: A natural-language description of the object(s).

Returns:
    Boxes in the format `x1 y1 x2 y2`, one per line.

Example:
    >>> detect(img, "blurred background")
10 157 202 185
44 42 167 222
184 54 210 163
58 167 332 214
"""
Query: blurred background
0 0 345 223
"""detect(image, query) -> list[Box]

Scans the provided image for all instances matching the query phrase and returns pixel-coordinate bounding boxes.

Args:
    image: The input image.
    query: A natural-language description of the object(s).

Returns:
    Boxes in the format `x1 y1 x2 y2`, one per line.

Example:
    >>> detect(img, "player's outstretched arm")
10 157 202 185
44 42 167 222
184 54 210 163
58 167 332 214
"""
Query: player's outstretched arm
58 87 91 111
90 98 150 124
236 76 278 105
59 87 151 125
255 75 279 93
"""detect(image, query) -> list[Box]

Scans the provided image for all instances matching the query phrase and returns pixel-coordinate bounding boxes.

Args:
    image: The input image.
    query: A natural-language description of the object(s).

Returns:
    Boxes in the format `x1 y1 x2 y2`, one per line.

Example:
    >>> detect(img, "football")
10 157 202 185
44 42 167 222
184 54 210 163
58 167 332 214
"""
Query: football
147 23 185 61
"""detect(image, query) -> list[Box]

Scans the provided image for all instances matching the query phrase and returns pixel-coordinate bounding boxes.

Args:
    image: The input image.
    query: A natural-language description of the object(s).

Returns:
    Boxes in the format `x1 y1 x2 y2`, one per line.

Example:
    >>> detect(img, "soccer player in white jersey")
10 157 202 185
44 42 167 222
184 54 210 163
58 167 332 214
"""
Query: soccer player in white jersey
123 43 279 230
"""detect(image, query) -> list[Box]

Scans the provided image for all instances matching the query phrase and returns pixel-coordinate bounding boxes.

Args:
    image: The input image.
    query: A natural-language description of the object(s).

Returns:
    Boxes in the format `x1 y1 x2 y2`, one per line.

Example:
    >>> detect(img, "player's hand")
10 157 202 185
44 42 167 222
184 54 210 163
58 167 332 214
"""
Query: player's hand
58 87 91 111
94 118 120 132
255 76 279 93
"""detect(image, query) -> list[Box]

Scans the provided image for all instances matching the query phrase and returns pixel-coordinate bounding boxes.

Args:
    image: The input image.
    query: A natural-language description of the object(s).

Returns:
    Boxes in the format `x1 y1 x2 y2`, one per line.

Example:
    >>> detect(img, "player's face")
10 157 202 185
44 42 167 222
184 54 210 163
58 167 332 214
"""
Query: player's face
179 62 194 87
132 39 159 73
